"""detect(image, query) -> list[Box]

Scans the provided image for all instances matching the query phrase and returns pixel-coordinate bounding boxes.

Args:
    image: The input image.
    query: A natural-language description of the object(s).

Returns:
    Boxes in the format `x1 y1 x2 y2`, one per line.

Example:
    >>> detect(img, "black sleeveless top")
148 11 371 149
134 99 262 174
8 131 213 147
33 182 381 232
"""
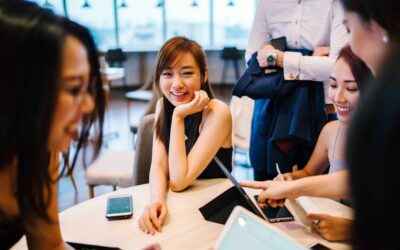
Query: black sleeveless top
0 210 24 249
184 113 232 179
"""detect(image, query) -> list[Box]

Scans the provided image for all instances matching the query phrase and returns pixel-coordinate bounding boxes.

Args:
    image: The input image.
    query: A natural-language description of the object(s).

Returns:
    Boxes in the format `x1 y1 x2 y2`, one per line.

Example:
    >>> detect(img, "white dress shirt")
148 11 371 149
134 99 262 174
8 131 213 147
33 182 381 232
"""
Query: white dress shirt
246 0 349 103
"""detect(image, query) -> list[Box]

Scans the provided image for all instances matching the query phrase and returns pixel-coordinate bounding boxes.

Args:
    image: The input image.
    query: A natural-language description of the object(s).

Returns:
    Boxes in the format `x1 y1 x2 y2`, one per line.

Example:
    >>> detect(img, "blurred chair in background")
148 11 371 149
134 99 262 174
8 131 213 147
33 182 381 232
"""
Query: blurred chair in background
85 150 135 198
85 113 155 198
132 113 155 186
105 48 127 91
125 78 157 143
220 46 242 84
230 96 254 180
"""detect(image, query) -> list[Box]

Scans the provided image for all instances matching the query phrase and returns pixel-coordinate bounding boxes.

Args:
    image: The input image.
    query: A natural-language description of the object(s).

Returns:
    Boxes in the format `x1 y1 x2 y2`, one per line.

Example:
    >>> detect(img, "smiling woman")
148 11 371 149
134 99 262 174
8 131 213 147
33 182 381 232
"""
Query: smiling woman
241 45 373 242
138 36 233 235
49 35 95 151
0 1 104 249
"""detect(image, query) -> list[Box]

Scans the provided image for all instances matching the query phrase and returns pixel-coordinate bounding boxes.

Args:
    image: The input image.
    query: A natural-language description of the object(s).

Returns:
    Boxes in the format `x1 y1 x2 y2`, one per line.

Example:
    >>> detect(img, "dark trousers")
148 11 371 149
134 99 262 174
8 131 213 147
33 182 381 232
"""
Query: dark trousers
253 170 277 181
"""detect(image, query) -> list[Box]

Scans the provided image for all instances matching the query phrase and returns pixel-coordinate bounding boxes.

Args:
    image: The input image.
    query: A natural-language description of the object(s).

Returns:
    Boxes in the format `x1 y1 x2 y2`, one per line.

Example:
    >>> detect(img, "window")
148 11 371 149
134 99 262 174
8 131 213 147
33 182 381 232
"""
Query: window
30 0 258 51
118 0 164 51
213 0 256 49
67 0 116 51
165 0 210 47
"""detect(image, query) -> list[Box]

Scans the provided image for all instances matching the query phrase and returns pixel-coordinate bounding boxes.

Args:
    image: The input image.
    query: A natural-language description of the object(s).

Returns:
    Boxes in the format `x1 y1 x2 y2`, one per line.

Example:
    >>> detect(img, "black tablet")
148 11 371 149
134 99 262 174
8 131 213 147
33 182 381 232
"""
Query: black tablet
213 157 294 223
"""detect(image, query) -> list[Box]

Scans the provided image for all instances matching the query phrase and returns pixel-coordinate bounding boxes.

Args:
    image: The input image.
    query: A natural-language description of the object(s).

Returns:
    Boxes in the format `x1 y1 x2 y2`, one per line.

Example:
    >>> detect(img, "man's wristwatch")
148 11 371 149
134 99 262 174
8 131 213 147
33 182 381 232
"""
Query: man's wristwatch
266 51 277 67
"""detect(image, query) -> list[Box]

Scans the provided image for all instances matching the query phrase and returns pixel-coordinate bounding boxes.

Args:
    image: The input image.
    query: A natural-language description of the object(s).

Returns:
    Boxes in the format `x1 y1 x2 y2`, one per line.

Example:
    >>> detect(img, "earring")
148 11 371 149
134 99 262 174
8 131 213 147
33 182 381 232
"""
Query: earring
382 32 389 43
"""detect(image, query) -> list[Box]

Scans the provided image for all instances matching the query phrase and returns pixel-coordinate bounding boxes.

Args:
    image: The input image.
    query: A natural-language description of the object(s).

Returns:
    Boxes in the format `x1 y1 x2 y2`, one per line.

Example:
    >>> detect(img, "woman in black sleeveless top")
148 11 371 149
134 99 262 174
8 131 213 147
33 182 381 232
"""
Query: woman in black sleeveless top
138 37 232 235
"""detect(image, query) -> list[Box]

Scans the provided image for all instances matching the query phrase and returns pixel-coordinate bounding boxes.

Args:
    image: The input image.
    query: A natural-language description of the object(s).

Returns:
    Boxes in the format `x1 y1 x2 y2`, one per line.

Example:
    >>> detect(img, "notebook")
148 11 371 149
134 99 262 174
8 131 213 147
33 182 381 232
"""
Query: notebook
214 206 306 250
285 196 354 228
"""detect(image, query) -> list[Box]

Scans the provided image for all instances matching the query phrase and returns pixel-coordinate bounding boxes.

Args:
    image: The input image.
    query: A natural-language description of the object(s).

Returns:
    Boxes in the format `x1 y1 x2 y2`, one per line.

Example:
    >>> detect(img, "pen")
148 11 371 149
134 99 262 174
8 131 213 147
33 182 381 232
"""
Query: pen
275 163 285 181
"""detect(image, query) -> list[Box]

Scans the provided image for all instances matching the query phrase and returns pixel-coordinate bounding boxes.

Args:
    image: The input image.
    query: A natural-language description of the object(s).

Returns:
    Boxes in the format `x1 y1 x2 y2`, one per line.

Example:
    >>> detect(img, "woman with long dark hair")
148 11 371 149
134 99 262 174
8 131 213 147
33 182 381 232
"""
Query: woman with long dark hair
340 0 400 249
0 1 104 249
138 36 232 235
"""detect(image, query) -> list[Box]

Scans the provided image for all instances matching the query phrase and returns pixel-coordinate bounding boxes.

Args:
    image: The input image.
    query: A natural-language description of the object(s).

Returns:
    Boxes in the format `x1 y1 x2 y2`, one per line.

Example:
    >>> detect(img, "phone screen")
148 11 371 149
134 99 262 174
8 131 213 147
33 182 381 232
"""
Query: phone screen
106 195 132 219
254 195 294 222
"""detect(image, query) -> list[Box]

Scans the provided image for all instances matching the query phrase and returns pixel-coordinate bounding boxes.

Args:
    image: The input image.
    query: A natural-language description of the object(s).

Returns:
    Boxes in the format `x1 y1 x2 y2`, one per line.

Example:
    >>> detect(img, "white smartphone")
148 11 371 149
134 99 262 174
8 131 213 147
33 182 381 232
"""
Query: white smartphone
106 194 133 220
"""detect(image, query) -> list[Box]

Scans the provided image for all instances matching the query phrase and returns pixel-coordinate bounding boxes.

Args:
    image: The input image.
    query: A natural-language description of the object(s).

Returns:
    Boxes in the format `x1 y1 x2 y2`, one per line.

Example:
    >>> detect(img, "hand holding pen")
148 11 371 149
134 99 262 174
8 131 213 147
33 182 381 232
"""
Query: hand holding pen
275 163 285 181
273 163 294 181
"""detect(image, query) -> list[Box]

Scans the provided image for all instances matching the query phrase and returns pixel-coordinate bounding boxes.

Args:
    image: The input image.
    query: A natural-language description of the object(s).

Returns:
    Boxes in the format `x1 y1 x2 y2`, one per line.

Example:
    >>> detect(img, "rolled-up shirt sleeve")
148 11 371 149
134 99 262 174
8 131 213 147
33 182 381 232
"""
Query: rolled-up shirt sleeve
283 0 349 82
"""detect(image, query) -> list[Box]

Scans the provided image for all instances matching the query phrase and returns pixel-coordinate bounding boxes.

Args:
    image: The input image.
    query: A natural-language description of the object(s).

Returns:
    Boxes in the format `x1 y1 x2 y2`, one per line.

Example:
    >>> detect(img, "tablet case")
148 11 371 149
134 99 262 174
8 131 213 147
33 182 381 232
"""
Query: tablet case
199 186 256 224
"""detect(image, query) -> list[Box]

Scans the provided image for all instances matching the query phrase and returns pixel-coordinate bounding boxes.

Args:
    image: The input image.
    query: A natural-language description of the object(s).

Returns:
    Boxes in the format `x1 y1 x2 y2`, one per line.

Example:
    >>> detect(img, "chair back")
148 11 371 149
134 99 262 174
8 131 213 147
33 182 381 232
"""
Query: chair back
132 113 155 185
105 48 127 67
220 47 241 60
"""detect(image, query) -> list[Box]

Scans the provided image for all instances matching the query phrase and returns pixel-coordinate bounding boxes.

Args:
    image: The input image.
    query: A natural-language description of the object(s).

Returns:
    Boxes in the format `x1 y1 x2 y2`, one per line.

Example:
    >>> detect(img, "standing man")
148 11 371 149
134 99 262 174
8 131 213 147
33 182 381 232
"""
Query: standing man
246 0 349 180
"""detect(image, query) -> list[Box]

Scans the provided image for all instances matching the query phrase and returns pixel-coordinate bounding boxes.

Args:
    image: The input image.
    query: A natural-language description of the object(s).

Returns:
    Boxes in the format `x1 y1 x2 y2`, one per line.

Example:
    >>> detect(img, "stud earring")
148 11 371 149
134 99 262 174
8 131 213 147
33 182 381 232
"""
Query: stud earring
382 32 389 43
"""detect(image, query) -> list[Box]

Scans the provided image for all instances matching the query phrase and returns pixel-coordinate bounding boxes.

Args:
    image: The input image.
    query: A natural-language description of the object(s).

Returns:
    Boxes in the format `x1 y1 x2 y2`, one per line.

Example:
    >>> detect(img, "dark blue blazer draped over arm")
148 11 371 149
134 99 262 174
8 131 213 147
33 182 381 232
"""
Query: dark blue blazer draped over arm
232 50 327 176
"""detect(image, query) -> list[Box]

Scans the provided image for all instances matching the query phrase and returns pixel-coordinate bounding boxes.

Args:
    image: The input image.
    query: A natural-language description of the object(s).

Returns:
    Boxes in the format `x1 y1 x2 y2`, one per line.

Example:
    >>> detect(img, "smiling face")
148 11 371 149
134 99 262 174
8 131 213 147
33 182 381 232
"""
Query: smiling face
329 58 361 123
159 52 206 106
48 35 94 152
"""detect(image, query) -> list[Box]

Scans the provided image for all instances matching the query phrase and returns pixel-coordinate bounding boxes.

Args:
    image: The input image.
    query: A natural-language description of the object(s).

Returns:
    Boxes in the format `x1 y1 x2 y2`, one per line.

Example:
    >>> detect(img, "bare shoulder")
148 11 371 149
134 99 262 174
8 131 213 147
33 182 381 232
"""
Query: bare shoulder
205 99 231 119
201 99 232 129
322 120 340 133
320 120 341 141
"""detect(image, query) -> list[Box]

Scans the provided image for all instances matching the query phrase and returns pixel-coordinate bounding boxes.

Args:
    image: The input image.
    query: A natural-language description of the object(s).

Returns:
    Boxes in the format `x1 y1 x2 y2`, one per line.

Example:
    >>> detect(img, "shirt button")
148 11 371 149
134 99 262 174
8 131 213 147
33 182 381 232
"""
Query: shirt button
295 20 298 25
289 73 295 79
295 41 298 46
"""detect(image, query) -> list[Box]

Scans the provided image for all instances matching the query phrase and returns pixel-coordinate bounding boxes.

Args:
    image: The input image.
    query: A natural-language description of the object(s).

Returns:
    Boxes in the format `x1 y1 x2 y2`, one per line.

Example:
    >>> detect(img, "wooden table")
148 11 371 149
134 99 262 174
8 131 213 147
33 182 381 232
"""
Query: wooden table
12 179 350 250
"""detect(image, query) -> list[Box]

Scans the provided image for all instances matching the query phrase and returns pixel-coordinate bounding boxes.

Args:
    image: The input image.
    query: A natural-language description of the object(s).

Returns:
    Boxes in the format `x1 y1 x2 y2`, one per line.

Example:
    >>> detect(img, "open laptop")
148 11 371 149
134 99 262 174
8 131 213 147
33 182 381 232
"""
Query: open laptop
199 157 293 223
214 206 306 250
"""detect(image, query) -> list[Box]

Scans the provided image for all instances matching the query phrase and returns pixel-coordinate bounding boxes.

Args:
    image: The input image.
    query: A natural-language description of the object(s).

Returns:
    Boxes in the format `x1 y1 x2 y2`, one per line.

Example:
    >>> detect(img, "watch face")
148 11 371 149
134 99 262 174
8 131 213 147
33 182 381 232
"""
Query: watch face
267 53 276 66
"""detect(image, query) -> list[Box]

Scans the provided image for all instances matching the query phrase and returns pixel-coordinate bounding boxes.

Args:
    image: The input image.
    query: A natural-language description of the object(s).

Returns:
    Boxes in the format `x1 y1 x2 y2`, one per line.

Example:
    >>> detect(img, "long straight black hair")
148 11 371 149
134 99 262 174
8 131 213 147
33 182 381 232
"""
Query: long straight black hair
346 45 400 250
0 1 104 220
153 36 215 152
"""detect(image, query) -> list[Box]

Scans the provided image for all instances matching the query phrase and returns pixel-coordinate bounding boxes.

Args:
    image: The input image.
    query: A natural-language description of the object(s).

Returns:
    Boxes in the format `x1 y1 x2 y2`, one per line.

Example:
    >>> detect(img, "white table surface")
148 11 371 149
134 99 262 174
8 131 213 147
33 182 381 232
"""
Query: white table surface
12 179 350 250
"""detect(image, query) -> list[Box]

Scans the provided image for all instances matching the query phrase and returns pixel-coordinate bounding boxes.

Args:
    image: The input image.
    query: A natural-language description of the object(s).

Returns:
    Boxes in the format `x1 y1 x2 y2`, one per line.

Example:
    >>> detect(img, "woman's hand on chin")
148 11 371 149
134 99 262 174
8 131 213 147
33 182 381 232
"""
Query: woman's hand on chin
173 90 210 119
